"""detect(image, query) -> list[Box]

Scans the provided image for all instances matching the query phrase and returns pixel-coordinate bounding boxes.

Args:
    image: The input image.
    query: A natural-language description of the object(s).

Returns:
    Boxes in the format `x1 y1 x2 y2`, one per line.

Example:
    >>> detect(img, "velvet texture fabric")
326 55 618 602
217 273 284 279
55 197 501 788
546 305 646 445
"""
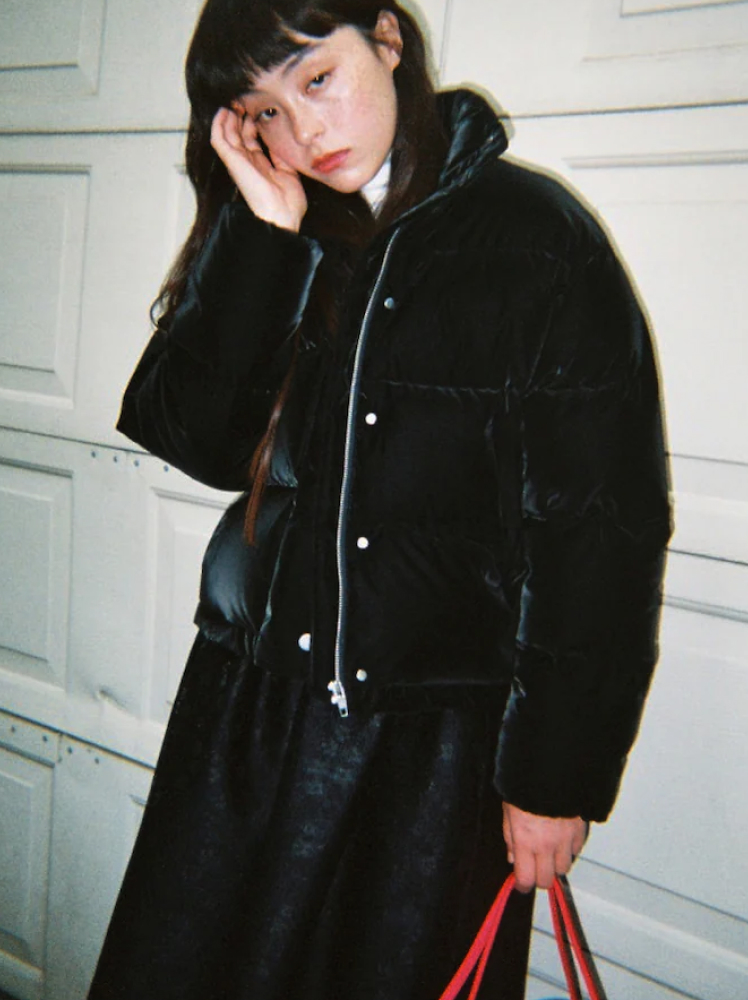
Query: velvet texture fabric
88 636 533 1000
117 89 671 823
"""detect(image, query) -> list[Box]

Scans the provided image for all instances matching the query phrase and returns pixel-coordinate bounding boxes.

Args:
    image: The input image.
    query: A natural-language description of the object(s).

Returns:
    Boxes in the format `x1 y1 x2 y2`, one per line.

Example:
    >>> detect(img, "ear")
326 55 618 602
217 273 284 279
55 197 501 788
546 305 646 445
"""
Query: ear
374 10 403 70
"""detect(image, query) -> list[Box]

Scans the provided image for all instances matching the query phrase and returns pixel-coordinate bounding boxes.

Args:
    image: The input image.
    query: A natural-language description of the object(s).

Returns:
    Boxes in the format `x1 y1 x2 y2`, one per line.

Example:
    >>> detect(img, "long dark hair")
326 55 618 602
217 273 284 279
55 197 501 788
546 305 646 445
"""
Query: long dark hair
155 0 447 538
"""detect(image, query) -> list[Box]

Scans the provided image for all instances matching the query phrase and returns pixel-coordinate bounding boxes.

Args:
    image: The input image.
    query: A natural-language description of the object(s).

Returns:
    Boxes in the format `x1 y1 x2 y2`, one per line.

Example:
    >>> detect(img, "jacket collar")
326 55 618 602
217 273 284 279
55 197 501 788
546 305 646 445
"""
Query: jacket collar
366 90 508 239
436 88 509 193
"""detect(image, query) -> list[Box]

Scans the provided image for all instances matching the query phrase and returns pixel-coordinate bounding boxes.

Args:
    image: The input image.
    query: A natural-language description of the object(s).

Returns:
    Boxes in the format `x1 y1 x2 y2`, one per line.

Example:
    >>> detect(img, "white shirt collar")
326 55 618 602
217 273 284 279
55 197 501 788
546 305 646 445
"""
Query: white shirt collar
360 154 391 214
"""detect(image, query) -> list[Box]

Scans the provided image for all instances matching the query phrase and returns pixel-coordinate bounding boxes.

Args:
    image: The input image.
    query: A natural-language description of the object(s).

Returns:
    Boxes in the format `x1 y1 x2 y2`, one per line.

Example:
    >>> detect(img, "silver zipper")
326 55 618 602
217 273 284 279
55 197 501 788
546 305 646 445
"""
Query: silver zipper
329 231 400 717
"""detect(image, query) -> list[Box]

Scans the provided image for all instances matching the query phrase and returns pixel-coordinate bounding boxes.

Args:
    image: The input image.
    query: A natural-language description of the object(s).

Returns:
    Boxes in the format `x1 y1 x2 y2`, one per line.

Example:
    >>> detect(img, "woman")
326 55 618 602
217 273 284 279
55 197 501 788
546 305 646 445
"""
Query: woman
88 1 671 998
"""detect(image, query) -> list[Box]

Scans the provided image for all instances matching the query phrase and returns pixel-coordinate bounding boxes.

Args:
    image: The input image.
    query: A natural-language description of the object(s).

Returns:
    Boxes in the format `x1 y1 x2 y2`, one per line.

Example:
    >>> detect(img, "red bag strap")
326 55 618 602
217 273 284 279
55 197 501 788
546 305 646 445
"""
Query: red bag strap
550 876 608 1000
437 873 608 1000
549 877 583 1000
437 873 516 1000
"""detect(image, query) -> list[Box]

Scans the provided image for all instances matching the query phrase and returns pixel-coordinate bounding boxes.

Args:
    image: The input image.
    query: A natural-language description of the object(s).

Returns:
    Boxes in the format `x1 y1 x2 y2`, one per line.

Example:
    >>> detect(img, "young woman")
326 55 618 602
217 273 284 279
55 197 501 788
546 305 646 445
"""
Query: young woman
88 1 671 998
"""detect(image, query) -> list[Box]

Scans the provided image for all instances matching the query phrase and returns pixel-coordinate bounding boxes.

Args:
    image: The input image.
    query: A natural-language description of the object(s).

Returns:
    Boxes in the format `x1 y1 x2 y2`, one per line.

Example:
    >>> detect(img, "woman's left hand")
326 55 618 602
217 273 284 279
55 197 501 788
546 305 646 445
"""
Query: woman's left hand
502 801 588 893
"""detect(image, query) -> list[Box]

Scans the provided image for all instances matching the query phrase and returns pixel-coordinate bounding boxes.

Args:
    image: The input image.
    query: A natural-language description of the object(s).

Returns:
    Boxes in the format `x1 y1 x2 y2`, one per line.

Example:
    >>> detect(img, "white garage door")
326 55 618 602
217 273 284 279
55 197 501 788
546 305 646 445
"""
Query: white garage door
0 1 746 997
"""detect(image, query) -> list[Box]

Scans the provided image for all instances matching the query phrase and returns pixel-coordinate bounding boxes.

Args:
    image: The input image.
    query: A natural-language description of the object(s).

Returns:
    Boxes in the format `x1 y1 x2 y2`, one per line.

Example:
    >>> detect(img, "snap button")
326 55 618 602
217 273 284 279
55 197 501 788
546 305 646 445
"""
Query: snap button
383 296 396 310
298 632 311 652
364 412 378 426
356 669 368 683
356 536 370 550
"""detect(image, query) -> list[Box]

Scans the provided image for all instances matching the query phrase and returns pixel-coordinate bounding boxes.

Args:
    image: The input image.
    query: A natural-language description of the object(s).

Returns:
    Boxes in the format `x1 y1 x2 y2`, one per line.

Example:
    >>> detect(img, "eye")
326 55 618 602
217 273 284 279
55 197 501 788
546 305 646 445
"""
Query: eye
307 70 330 92
255 107 278 125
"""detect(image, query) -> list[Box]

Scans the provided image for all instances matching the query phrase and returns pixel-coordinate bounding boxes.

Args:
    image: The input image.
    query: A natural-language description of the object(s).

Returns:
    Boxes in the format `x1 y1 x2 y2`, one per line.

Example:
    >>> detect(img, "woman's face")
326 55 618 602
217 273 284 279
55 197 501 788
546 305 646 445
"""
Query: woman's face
236 14 401 193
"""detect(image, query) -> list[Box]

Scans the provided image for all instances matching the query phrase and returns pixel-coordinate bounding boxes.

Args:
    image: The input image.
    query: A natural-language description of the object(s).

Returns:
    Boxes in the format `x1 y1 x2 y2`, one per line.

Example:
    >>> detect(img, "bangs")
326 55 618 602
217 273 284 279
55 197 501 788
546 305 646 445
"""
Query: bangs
186 2 376 114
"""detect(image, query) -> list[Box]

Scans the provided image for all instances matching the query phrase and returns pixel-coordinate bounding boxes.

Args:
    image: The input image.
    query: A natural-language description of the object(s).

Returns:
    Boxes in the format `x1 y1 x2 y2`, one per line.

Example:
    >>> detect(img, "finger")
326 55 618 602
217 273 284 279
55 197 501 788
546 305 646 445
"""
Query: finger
239 113 264 155
244 147 278 182
210 107 229 147
571 820 589 860
512 847 537 894
222 109 249 152
239 113 263 153
229 101 264 154
535 852 556 891
211 108 237 157
267 148 300 178
502 812 515 864
554 843 574 877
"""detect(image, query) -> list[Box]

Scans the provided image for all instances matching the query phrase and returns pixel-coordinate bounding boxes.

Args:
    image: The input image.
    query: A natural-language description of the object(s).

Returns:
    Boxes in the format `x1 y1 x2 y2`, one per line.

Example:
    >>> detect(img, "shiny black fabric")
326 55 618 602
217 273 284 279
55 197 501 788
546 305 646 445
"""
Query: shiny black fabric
89 636 533 1000
117 88 671 822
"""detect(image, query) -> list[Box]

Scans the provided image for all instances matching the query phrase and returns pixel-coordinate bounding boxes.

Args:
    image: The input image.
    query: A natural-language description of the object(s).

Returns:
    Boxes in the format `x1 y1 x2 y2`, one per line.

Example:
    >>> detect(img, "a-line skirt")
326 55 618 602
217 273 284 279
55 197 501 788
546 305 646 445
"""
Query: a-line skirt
87 633 534 1000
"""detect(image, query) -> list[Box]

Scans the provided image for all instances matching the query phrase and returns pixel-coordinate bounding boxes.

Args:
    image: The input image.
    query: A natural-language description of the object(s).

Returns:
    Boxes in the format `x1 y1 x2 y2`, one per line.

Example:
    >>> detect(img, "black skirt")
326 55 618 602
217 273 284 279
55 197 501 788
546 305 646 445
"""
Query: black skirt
88 634 534 1000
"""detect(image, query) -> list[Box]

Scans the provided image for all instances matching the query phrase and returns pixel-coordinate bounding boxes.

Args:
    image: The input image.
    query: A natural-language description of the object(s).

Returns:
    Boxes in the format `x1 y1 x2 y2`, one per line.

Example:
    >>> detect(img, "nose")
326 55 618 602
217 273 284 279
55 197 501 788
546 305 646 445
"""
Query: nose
289 103 324 146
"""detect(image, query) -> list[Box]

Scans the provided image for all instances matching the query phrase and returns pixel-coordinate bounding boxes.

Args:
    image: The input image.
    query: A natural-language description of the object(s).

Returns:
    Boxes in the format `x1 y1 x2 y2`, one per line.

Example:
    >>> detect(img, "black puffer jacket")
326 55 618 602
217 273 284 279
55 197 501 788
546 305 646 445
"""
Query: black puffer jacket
118 90 671 822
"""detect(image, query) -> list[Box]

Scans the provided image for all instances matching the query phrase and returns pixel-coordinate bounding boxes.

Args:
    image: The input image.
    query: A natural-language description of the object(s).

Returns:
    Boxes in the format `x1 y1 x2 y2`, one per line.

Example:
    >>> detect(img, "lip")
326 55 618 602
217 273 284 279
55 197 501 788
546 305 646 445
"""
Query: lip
311 149 350 174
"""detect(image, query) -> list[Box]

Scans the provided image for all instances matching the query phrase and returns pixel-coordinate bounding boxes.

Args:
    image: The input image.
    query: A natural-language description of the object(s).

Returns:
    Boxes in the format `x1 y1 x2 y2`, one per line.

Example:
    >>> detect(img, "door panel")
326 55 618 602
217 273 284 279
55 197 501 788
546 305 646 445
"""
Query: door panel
0 463 72 687
0 133 190 448
44 737 152 1000
0 714 58 1000
443 0 748 114
0 429 230 769
0 0 106 102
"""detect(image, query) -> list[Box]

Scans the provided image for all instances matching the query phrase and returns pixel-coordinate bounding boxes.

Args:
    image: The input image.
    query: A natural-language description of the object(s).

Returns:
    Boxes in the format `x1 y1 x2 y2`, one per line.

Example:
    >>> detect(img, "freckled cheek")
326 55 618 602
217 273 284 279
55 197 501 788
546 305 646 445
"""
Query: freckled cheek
360 85 396 137
262 129 301 167
338 101 376 147
318 97 344 139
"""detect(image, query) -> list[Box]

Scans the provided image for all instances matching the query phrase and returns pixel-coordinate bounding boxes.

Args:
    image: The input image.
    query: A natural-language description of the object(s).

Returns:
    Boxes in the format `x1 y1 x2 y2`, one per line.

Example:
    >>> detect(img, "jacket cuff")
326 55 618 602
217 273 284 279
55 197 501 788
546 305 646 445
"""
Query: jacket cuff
493 643 656 822
169 202 323 375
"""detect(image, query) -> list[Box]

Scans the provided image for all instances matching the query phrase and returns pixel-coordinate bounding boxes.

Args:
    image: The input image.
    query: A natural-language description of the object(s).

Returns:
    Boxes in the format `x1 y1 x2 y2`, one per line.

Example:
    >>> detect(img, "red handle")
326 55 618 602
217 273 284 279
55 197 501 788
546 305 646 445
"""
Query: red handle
437 873 516 1000
550 876 608 1000
437 873 608 1000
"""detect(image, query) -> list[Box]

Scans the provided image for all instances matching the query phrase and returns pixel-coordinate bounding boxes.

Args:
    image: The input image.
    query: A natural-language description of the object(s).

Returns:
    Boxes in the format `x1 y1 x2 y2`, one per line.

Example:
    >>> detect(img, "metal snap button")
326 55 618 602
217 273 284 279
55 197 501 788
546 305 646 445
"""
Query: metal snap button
356 536 370 550
298 632 311 652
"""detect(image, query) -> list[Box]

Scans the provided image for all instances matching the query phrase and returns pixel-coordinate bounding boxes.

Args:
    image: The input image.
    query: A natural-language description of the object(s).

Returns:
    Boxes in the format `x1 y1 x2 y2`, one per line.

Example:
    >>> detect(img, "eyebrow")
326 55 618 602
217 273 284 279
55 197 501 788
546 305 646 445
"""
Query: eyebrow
245 41 323 95
281 41 322 76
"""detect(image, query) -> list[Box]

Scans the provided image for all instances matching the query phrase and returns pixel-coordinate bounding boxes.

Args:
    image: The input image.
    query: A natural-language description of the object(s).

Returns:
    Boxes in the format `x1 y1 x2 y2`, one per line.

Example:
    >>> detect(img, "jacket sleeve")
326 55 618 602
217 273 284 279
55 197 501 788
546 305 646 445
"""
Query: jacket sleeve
116 202 324 490
494 236 672 822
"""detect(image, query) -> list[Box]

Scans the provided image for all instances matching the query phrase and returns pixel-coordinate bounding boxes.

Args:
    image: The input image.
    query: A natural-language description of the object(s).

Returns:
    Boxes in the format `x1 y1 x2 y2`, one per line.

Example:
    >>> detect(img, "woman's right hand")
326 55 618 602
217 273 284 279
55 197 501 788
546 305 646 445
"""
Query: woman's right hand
211 107 307 233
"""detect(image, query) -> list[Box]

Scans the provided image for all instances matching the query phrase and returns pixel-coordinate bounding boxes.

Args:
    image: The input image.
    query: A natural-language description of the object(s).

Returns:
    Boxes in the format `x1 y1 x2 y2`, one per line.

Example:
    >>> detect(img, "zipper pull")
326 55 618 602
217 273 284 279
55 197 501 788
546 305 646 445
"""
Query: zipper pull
327 679 349 718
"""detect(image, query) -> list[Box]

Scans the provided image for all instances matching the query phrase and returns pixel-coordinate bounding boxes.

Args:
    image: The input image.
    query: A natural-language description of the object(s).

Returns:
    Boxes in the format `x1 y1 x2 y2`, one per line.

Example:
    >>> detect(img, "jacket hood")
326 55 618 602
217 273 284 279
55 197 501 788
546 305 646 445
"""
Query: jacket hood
436 89 509 192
